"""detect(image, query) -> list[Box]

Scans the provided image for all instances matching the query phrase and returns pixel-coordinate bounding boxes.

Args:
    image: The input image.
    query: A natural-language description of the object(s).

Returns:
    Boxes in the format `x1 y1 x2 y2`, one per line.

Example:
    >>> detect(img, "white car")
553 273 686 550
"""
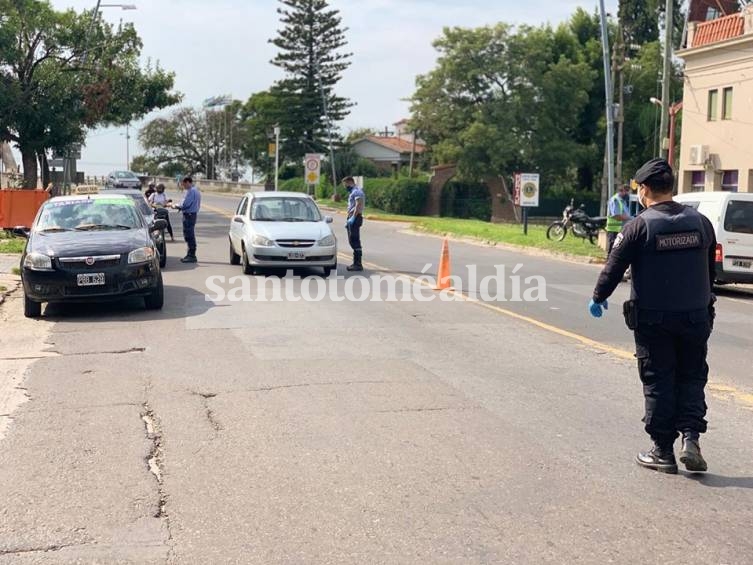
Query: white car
228 191 337 276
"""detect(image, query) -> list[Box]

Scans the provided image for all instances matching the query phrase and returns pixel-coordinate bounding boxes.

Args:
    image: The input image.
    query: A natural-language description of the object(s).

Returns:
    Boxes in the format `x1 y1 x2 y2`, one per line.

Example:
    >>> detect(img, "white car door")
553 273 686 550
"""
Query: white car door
720 197 753 274
230 196 248 251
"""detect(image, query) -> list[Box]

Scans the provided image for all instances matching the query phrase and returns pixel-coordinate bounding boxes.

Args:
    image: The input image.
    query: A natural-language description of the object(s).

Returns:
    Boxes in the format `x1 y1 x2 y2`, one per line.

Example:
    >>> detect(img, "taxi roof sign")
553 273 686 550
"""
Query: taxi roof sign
73 185 100 195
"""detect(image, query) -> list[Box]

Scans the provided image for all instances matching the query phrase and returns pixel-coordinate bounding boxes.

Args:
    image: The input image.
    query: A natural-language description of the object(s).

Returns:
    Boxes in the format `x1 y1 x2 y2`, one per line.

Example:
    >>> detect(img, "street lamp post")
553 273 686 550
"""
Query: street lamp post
274 125 280 192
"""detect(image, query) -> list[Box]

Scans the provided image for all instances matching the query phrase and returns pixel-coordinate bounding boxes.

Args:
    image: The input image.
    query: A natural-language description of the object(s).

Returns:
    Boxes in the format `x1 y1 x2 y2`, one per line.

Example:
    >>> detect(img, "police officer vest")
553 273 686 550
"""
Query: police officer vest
606 195 627 233
631 204 711 311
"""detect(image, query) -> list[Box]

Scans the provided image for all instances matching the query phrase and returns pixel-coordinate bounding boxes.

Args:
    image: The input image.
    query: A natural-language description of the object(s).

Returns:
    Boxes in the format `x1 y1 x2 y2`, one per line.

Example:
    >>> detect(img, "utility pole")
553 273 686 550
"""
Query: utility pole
598 0 616 215
615 24 625 189
659 0 674 161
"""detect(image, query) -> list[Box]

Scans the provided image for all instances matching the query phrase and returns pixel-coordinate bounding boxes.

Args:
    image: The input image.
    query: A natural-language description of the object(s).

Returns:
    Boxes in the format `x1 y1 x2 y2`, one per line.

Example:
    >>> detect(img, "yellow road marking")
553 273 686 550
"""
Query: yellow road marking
203 202 753 409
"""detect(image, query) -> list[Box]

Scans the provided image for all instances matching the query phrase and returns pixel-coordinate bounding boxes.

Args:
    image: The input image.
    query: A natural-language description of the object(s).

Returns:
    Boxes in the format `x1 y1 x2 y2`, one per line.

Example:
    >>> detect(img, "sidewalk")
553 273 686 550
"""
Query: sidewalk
0 253 21 306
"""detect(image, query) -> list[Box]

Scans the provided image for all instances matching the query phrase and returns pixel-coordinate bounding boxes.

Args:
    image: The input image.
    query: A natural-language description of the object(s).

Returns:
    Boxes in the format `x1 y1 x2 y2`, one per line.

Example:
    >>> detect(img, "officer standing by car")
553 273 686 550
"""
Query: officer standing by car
173 176 201 263
589 158 717 475
606 184 633 255
343 176 365 272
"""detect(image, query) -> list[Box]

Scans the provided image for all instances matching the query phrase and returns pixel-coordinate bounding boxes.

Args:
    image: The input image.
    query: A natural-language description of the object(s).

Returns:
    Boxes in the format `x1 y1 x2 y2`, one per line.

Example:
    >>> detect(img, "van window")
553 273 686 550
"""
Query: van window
724 200 753 234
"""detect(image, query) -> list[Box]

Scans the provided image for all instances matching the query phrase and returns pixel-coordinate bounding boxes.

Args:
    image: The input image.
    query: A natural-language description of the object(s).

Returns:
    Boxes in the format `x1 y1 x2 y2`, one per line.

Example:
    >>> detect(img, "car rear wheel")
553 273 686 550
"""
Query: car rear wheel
24 294 42 318
241 245 254 275
144 274 164 310
229 239 241 265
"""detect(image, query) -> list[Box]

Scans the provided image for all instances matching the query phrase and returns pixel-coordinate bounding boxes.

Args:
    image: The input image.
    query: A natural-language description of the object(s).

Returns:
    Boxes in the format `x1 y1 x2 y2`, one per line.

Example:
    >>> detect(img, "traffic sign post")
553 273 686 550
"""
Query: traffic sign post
304 154 322 197
514 173 540 235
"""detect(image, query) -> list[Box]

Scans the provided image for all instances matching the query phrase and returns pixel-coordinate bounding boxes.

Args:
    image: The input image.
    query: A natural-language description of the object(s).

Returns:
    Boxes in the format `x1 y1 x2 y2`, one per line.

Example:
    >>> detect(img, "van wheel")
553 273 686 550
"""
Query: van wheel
24 294 42 318
144 275 164 310
229 239 241 265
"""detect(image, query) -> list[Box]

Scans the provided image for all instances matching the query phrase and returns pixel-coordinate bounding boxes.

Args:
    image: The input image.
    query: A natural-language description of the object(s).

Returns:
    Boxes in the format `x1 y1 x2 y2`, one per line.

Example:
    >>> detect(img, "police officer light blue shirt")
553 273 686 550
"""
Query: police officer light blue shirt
347 185 365 215
178 183 201 214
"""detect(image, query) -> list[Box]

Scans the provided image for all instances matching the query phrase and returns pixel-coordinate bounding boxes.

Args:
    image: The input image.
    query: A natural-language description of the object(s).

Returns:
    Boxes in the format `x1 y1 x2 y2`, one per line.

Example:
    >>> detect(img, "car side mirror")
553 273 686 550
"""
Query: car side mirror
324 216 334 224
152 219 167 231
233 217 245 224
11 226 29 238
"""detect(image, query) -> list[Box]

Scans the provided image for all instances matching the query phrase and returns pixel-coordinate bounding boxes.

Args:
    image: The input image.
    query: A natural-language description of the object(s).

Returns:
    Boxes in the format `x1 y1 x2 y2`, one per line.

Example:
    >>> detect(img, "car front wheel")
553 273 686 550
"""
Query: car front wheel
242 245 254 275
230 239 241 265
144 275 164 310
24 294 42 318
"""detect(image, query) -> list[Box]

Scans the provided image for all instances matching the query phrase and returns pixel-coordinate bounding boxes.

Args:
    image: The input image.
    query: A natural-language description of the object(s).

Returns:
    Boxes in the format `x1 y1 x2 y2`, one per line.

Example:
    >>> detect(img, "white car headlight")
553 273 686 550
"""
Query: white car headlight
23 253 53 271
318 235 335 246
128 247 155 264
252 234 275 247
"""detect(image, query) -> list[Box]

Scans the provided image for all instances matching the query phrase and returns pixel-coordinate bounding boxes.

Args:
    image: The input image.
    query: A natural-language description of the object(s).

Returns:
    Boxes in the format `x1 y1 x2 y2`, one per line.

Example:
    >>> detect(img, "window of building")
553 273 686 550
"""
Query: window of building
722 87 733 120
690 171 705 192
706 7 721 20
722 170 738 192
708 89 719 121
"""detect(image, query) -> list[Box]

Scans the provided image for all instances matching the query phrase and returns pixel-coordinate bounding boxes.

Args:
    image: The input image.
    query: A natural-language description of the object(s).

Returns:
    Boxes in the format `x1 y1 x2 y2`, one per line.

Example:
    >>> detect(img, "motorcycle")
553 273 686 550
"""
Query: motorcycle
151 206 171 268
546 199 607 245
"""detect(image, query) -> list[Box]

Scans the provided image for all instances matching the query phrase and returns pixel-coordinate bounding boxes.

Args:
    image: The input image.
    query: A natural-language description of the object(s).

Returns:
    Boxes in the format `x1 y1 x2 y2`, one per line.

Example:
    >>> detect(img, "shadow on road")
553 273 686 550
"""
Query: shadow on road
714 285 753 300
686 473 753 488
41 284 219 322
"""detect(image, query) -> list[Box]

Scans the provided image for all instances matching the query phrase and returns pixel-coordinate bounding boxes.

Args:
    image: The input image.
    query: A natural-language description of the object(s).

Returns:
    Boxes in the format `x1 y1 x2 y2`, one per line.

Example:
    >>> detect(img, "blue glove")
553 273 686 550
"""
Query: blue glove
588 298 608 318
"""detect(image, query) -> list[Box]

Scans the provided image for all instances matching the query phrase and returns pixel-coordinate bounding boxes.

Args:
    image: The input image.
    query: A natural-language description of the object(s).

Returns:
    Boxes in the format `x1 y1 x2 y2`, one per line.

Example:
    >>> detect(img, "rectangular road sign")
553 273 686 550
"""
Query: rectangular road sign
305 154 322 185
518 173 540 207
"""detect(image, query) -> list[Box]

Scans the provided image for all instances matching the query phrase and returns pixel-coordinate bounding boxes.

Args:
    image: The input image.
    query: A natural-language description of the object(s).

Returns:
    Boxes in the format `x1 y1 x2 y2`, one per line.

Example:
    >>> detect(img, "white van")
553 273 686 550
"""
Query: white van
674 192 753 285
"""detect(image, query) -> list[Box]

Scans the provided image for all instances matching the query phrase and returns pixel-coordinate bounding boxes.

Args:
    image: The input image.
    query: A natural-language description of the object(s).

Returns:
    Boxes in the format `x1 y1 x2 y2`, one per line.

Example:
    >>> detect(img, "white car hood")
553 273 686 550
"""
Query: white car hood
250 221 332 241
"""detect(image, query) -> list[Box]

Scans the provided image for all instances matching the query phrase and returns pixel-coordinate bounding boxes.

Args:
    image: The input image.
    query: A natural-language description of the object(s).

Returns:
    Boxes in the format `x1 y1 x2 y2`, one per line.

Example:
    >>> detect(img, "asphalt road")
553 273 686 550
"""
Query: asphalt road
1 191 752 564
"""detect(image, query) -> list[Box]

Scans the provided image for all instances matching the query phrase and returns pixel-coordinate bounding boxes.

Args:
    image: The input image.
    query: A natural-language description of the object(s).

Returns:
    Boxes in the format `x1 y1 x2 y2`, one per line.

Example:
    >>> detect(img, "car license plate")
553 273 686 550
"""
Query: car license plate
77 273 106 286
287 251 306 260
733 259 752 269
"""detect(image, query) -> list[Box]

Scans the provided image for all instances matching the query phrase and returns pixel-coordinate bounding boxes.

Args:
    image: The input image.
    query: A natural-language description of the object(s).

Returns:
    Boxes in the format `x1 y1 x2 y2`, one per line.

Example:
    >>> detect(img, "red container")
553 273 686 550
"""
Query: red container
0 190 50 229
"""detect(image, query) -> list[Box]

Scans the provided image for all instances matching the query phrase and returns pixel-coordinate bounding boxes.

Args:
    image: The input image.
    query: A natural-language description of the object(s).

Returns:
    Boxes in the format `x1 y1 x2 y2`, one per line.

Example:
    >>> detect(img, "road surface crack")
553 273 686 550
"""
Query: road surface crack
250 380 392 392
192 392 222 433
0 542 82 556
376 406 479 414
2 347 147 361
140 402 176 563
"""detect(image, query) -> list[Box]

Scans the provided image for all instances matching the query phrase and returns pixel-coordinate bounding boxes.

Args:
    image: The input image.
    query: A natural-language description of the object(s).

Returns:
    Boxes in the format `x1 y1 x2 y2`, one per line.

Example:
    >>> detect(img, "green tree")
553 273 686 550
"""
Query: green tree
136 104 246 179
269 0 352 162
238 90 286 183
411 23 595 192
0 0 180 188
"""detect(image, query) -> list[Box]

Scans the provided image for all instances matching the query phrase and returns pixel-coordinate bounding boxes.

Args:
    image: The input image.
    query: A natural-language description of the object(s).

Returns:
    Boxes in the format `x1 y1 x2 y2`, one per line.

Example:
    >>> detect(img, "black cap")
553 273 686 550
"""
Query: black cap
634 158 672 185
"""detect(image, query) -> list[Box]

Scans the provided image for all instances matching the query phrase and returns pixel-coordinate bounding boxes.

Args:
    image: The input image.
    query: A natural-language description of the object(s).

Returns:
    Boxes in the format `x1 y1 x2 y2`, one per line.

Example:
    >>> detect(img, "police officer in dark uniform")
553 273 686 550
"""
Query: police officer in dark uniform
589 158 717 474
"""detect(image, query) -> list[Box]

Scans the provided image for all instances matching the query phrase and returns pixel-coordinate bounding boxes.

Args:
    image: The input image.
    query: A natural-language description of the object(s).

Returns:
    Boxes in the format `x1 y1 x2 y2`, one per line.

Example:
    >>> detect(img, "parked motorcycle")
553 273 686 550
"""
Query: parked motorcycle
546 199 607 245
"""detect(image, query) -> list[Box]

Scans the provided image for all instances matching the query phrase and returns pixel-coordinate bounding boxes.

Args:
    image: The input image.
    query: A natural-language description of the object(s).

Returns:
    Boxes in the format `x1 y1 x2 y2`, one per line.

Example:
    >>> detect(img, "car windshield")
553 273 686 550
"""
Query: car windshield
250 197 321 222
35 198 142 232
129 194 152 216
114 171 136 179
724 200 753 234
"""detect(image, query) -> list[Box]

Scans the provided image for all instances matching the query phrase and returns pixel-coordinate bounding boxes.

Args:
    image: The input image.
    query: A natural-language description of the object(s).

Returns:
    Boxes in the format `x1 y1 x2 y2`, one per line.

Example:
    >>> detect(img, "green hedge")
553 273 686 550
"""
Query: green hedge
441 180 491 221
363 178 428 216
278 176 429 216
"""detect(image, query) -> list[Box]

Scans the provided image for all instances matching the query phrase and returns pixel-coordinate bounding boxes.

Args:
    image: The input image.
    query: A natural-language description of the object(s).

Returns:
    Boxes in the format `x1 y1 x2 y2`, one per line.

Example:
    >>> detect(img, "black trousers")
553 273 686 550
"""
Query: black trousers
347 215 363 251
182 213 197 256
606 231 619 255
633 309 712 447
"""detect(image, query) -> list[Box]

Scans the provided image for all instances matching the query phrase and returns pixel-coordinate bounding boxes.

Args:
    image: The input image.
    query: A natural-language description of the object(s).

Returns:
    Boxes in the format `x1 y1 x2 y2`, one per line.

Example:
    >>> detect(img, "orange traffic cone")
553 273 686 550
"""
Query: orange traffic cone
434 238 453 290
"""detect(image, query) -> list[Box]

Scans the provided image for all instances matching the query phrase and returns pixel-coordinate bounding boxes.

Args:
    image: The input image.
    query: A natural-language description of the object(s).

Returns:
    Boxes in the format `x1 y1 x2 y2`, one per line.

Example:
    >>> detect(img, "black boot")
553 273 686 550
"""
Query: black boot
636 442 678 474
679 432 707 472
346 250 363 272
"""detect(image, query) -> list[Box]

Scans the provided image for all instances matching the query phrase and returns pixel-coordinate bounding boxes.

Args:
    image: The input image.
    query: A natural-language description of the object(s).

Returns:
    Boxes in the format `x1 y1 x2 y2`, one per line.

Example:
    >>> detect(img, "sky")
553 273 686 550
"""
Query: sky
37 0 619 176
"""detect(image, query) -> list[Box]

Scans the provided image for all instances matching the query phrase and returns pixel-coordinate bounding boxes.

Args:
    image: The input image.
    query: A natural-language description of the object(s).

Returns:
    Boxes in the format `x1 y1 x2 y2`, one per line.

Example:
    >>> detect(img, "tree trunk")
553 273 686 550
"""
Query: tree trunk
21 148 38 189
38 150 50 189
